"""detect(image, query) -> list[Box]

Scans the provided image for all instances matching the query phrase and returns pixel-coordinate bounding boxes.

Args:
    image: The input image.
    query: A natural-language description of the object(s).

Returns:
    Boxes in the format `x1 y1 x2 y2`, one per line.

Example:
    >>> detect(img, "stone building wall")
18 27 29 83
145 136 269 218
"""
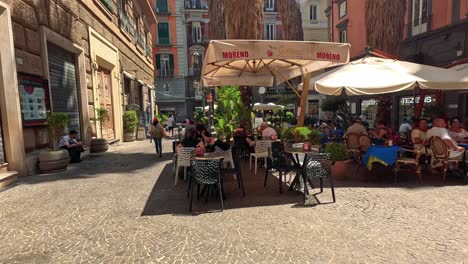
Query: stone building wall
2 0 156 174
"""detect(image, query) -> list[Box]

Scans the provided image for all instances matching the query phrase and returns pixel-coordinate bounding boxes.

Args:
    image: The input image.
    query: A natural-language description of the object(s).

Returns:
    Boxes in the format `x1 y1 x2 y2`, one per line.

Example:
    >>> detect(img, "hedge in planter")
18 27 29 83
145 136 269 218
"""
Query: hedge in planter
123 110 139 142
39 112 70 173
324 142 351 179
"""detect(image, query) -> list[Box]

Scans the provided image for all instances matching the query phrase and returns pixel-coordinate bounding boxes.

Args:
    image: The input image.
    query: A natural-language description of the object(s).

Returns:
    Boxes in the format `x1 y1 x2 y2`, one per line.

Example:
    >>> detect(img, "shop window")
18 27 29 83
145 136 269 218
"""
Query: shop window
339 1 346 18
361 99 378 128
399 95 436 124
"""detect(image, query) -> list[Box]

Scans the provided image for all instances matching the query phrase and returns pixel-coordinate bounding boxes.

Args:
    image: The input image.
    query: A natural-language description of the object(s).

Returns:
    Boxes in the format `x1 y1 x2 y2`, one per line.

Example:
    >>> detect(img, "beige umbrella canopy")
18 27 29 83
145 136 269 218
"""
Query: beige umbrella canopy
252 103 285 111
201 40 351 87
299 56 468 96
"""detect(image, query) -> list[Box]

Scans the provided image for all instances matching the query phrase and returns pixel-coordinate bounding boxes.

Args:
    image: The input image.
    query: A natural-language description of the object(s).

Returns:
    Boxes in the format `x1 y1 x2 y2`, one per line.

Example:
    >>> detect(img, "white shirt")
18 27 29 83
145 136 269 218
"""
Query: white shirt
261 127 277 138
166 117 174 127
59 135 77 148
411 129 427 150
399 123 412 133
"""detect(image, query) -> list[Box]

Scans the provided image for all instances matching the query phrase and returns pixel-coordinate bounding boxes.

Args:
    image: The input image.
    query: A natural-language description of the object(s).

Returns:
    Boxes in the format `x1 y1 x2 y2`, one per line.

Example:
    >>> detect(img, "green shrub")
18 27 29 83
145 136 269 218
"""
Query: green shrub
324 142 348 163
47 112 69 149
123 110 139 133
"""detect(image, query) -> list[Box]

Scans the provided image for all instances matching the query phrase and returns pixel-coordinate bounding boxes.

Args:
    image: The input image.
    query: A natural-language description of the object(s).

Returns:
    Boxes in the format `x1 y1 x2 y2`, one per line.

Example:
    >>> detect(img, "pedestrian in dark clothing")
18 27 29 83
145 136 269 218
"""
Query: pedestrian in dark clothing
59 130 84 163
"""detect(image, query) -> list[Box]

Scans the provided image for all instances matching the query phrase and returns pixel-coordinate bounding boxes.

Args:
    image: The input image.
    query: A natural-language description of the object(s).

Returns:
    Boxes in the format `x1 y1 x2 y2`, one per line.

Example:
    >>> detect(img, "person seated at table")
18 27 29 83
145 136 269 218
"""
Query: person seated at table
387 127 402 145
411 119 429 154
426 118 465 161
345 117 368 136
176 125 205 152
448 117 468 143
59 130 84 163
196 124 215 147
259 122 277 139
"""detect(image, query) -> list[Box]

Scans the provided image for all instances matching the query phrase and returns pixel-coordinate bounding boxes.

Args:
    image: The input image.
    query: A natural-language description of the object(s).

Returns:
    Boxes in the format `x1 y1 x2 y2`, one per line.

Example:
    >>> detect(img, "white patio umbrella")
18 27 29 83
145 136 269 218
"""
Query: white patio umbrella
298 56 468 96
252 102 285 111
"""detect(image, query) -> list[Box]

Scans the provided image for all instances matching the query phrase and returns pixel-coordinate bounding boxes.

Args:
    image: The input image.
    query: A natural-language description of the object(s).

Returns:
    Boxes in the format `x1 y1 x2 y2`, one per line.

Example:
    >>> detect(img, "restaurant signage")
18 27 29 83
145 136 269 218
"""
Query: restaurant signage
222 51 249 59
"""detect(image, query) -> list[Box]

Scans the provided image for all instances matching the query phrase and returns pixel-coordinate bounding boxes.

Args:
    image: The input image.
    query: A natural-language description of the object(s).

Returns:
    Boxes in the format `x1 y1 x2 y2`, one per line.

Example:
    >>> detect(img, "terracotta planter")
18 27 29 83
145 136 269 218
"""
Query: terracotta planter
123 132 136 142
38 149 69 173
331 159 354 180
90 138 109 153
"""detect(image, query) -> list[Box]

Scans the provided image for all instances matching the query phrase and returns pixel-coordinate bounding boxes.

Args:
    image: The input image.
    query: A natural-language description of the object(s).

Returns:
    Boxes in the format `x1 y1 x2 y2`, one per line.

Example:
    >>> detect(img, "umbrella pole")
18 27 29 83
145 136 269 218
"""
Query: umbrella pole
297 72 311 127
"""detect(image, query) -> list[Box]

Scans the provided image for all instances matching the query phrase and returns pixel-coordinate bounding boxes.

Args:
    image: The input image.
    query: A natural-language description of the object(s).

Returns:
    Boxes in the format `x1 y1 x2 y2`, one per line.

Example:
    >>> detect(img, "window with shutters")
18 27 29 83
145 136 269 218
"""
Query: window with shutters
339 29 347 43
265 0 274 11
412 0 428 35
158 23 170 45
156 0 169 13
310 4 318 23
156 54 174 77
192 22 202 43
265 24 275 40
339 1 346 18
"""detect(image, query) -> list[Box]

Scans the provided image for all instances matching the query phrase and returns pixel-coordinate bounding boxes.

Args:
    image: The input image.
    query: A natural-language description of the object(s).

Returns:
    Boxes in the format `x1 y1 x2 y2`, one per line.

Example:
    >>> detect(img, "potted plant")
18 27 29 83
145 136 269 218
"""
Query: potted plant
38 112 70 173
324 142 352 179
123 110 139 142
90 107 110 153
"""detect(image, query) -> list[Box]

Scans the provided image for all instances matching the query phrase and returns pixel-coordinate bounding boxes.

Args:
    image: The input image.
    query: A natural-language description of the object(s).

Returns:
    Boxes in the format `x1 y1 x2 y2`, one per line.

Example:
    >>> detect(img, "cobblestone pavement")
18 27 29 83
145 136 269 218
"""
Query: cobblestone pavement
1 139 467 263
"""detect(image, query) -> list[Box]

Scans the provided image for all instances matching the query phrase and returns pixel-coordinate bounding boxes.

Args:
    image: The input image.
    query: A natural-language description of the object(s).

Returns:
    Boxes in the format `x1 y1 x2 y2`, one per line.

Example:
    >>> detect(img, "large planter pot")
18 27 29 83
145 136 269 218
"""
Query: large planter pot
90 138 109 153
331 159 354 180
38 149 69 173
124 132 136 142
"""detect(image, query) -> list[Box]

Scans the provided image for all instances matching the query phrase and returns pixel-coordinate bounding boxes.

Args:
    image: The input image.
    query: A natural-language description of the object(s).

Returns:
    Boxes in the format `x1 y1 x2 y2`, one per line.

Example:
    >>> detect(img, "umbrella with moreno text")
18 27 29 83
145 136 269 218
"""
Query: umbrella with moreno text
201 40 351 87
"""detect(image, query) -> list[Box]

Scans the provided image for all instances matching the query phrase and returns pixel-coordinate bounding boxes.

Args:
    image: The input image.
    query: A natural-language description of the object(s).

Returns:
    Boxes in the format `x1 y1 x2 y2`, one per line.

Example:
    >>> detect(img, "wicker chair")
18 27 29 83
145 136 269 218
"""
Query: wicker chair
264 142 299 193
214 146 234 168
345 133 361 161
429 136 465 182
250 140 271 175
302 153 335 204
394 147 423 183
189 159 224 212
221 146 245 196
233 135 249 159
174 147 195 185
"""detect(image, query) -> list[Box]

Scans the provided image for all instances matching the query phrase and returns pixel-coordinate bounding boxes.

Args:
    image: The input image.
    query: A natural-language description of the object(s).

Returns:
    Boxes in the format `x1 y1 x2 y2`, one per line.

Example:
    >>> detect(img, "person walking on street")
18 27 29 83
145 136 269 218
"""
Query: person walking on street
150 118 166 158
166 115 175 137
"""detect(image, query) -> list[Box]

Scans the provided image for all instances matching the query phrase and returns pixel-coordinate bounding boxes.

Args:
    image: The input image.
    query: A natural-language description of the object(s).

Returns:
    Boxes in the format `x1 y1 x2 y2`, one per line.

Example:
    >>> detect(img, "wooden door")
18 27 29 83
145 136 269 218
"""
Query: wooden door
97 68 115 139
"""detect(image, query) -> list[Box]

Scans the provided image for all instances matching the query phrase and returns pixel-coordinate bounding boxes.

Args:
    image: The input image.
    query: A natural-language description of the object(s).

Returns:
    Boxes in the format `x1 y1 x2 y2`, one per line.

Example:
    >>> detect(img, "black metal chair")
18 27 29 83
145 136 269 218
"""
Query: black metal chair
302 153 335 204
189 159 224 212
264 141 299 193
221 146 246 196
233 135 250 159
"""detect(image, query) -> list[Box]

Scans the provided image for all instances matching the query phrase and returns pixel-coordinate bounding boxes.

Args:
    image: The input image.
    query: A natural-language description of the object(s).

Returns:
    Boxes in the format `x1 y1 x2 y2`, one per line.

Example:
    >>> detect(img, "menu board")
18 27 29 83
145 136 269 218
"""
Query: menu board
18 73 51 126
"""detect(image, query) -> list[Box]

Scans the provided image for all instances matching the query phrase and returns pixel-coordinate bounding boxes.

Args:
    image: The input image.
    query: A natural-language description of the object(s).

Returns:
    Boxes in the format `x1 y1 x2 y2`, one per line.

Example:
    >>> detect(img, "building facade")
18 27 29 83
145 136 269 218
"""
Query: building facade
400 0 468 119
153 0 188 122
0 0 157 183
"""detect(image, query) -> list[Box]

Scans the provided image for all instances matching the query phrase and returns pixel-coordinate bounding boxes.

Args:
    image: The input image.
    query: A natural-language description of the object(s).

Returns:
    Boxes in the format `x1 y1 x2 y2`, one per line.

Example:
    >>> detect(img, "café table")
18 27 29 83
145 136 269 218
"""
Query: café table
362 145 401 170
284 147 319 191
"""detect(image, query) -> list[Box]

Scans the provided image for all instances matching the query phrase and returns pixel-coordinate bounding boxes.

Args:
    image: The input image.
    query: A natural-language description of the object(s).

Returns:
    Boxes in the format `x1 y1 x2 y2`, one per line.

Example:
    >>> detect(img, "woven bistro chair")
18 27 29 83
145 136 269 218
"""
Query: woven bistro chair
302 153 335 204
345 133 361 161
394 147 423 183
264 141 299 193
214 146 235 168
174 147 195 185
250 140 271 175
429 136 465 182
189 159 224 212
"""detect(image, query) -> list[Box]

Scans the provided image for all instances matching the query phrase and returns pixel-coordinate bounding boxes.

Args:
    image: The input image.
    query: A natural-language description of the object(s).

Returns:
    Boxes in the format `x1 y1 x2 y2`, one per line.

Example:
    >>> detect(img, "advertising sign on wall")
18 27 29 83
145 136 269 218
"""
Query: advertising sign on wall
17 73 51 126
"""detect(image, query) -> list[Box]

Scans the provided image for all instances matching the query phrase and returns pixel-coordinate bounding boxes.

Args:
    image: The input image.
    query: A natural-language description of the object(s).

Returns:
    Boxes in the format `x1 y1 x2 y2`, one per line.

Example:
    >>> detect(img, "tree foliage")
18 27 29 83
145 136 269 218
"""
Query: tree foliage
214 85 245 139
47 112 69 149
277 0 304 40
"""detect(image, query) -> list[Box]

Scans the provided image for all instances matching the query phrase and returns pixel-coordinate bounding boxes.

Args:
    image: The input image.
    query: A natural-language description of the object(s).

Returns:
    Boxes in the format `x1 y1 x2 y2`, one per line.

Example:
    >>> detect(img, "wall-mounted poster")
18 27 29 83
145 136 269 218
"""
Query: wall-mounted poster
18 73 51 126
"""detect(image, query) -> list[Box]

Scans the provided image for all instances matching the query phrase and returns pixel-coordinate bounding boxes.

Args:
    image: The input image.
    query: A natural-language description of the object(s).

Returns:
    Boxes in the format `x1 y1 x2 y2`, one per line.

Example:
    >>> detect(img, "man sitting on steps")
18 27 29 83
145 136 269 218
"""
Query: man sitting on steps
59 130 85 163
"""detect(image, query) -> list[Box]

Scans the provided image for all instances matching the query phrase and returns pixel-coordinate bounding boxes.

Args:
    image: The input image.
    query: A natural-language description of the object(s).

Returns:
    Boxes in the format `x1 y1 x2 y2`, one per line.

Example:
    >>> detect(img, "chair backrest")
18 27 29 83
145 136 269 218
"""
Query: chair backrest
255 140 271 153
429 136 449 160
358 135 372 152
192 159 221 185
231 146 241 174
177 147 195 167
268 141 288 169
303 153 332 179
215 146 233 161
345 133 361 150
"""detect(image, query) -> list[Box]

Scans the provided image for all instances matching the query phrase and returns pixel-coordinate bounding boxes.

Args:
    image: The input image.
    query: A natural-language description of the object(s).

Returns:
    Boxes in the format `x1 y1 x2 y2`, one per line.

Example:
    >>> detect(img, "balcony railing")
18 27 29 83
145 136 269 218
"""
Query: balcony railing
185 0 208 9
156 69 175 77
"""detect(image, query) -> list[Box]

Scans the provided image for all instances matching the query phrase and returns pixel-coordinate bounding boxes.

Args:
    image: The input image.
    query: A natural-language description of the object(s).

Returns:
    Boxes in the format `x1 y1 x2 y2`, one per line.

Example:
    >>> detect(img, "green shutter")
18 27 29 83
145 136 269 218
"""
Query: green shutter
156 54 161 70
158 23 170 44
168 54 174 74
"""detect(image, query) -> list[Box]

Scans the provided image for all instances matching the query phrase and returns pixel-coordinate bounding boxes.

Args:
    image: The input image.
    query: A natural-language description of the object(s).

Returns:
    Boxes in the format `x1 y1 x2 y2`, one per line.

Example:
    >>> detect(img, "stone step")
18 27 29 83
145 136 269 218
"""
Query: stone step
0 163 8 173
0 170 18 188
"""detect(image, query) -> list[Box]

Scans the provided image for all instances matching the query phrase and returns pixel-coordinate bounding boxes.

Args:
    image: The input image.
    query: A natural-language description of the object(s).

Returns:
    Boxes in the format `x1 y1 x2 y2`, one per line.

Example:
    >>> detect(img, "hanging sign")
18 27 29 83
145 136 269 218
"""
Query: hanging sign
18 73 51 126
